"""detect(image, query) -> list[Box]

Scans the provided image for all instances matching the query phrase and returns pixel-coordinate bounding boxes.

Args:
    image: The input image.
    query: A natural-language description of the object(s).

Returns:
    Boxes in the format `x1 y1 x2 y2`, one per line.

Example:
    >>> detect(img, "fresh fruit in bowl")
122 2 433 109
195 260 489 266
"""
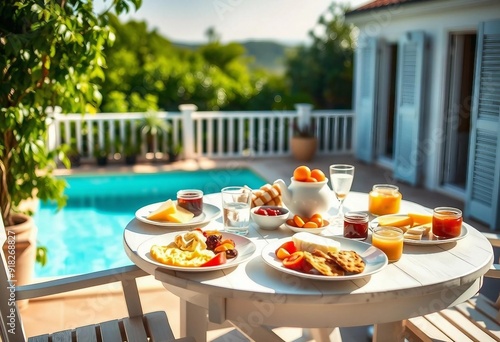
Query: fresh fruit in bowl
293 166 326 182
285 213 329 235
251 206 290 230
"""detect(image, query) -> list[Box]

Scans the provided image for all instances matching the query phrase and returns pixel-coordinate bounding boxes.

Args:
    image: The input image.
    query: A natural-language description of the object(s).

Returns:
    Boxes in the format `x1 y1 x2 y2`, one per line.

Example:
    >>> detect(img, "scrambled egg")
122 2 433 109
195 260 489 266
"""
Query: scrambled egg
150 230 214 267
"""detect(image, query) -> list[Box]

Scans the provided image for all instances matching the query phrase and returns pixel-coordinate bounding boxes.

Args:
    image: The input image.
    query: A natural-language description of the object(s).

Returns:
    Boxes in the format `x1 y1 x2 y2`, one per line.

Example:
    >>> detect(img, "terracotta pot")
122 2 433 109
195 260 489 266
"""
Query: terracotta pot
2 213 37 309
291 137 317 161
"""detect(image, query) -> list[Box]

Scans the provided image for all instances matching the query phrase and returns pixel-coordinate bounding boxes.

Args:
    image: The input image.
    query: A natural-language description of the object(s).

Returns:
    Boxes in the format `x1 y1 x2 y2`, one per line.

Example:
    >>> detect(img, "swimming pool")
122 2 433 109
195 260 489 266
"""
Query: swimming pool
34 168 267 278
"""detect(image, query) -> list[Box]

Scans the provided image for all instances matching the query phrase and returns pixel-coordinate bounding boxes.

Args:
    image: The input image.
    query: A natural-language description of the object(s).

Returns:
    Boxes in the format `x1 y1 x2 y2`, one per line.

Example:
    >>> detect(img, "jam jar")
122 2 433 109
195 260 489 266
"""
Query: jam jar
368 184 402 216
343 212 369 240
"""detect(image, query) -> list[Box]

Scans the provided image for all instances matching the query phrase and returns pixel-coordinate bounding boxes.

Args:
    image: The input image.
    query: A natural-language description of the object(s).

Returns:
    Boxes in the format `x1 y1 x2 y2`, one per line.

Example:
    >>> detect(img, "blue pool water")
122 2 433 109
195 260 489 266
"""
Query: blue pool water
34 168 267 278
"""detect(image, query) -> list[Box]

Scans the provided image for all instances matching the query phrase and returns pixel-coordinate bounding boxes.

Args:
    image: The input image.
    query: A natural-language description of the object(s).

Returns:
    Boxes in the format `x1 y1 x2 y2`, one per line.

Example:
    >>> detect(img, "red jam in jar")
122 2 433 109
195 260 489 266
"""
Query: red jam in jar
432 207 462 238
343 212 369 240
177 189 203 216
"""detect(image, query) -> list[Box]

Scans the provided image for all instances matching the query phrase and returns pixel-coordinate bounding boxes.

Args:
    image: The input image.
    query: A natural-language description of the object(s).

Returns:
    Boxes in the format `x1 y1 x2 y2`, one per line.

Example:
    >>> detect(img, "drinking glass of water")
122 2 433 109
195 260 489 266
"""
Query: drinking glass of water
329 164 355 227
221 186 252 236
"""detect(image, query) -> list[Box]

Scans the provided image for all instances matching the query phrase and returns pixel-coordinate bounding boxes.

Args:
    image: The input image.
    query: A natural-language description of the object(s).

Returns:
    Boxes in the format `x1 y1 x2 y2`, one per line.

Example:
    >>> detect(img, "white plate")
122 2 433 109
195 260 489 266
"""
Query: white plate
370 215 469 245
261 236 388 281
135 202 221 228
137 231 256 272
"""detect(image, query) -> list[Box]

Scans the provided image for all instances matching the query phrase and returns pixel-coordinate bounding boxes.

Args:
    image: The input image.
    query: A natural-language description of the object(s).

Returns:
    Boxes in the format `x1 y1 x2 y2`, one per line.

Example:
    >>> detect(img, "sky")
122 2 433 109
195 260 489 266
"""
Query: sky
113 0 370 45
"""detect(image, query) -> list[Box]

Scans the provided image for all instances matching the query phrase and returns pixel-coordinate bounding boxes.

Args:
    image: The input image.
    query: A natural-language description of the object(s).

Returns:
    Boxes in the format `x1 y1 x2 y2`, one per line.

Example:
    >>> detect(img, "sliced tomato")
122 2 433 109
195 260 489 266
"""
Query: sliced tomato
200 252 227 267
282 251 305 271
301 259 314 273
275 240 297 255
275 247 291 260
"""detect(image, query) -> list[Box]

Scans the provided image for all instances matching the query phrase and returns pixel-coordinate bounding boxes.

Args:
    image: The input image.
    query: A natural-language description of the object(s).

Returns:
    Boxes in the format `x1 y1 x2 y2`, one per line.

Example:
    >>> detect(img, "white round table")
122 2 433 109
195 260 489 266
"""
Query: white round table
123 192 494 342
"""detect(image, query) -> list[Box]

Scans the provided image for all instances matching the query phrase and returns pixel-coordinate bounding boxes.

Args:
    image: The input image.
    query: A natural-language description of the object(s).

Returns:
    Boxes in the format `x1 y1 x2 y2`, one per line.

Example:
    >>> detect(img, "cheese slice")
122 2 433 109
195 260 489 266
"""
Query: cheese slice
411 223 432 236
147 200 177 221
292 232 341 254
165 205 195 223
408 213 432 225
378 215 413 228
404 232 422 240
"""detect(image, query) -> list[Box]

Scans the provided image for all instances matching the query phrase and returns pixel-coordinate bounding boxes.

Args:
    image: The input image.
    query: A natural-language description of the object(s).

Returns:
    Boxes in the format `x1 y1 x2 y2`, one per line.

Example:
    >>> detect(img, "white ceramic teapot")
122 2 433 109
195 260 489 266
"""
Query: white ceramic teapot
273 178 332 218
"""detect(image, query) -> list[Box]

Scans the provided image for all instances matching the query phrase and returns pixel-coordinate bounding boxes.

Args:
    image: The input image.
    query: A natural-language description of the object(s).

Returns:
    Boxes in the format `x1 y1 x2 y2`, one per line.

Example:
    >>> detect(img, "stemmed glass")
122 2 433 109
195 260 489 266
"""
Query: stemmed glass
329 164 355 226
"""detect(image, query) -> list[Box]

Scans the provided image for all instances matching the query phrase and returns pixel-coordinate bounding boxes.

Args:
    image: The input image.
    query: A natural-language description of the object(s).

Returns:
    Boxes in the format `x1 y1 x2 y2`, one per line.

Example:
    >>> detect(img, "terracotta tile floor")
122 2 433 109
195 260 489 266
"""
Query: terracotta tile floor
19 156 494 341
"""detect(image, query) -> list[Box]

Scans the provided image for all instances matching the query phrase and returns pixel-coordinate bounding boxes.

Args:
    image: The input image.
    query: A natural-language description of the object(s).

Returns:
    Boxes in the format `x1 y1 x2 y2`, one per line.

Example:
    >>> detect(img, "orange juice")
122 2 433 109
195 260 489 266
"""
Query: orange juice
372 227 404 262
369 184 402 216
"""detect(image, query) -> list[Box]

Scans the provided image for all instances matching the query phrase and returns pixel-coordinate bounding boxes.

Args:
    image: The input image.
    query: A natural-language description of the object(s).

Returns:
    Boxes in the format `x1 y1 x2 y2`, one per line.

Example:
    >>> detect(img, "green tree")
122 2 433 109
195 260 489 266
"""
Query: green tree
0 0 141 226
101 20 269 111
286 2 355 109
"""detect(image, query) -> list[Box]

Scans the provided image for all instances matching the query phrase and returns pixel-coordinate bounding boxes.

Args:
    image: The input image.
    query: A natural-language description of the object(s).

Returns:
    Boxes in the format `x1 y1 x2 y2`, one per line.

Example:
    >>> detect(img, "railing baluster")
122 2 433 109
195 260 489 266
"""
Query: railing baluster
76 120 82 154
50 109 354 164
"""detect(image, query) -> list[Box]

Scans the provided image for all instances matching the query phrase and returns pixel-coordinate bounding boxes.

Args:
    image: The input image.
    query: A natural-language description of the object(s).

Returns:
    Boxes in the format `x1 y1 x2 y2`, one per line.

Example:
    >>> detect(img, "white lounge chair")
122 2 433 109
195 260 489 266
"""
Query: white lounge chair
0 218 195 342
404 232 500 341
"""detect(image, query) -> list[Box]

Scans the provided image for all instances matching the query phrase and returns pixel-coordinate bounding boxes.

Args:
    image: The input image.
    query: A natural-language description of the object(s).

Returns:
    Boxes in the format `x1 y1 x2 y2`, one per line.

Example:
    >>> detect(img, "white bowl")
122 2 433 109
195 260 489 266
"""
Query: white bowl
251 206 289 230
284 220 329 235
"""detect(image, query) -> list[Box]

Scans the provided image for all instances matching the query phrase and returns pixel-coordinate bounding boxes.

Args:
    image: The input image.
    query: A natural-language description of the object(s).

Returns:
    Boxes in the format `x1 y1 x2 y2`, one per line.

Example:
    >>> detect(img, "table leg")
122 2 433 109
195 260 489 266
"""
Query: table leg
228 321 285 342
180 298 208 342
309 328 341 342
373 321 405 342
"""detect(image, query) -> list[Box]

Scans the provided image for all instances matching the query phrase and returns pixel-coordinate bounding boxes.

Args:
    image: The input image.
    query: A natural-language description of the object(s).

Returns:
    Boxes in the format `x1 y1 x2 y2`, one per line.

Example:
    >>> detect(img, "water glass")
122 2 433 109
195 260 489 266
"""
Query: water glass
221 186 252 235
432 207 462 238
371 227 404 262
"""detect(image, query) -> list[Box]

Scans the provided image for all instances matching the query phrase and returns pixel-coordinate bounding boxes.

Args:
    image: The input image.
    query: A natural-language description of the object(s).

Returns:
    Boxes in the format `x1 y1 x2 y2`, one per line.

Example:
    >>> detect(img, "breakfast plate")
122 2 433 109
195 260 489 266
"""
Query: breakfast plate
135 202 221 228
261 236 388 281
370 215 469 245
137 231 256 272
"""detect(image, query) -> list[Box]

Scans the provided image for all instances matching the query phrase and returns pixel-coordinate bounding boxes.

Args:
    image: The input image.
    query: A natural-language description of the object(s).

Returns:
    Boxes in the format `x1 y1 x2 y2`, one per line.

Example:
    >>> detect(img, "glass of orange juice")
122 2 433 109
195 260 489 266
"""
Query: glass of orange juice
371 227 404 262
368 184 402 216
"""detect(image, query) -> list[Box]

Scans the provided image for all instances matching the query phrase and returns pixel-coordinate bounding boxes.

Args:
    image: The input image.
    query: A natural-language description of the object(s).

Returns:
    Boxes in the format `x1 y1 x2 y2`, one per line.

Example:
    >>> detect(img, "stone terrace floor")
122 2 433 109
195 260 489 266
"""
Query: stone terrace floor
21 155 498 341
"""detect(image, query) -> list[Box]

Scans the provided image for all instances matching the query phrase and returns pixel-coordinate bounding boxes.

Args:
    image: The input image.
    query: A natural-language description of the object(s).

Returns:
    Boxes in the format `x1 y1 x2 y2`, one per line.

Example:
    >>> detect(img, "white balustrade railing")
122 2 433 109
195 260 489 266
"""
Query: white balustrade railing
49 104 354 164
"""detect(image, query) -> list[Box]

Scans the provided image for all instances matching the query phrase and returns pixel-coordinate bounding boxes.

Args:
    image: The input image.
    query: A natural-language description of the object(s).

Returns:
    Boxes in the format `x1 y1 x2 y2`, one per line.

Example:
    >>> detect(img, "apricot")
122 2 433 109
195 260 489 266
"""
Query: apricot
293 166 311 182
303 221 319 228
308 213 324 227
293 215 306 228
310 169 326 182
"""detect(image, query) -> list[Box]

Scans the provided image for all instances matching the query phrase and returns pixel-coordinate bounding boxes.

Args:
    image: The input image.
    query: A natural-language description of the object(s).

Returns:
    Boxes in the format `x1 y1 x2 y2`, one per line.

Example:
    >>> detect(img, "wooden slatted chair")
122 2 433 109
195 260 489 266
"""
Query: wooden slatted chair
404 232 500 342
0 218 195 342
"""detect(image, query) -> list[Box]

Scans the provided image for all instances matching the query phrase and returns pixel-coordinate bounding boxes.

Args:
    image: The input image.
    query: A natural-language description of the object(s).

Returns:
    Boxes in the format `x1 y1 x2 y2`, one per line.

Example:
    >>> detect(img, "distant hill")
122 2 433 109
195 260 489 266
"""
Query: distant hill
173 40 297 75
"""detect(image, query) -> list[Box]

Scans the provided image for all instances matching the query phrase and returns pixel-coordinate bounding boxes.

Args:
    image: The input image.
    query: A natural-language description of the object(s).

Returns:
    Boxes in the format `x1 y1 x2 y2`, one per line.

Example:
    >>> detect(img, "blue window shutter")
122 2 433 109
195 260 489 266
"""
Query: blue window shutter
393 31 426 185
465 20 500 230
354 36 378 163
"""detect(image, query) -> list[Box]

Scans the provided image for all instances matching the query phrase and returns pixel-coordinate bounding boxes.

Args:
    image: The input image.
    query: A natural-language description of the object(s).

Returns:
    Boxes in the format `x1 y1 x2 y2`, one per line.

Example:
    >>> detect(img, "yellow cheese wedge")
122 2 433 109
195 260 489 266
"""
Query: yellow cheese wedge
147 200 177 221
378 215 413 228
165 205 195 223
408 213 432 225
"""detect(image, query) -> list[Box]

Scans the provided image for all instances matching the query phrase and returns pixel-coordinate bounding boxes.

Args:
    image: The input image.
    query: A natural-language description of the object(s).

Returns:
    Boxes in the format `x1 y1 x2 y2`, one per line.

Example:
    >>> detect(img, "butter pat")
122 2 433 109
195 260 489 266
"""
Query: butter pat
292 232 341 254
147 199 177 221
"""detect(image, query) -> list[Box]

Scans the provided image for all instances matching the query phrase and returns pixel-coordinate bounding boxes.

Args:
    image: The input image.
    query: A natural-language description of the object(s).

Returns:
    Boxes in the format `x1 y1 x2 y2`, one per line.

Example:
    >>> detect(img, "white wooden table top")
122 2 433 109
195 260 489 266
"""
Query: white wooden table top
123 192 494 340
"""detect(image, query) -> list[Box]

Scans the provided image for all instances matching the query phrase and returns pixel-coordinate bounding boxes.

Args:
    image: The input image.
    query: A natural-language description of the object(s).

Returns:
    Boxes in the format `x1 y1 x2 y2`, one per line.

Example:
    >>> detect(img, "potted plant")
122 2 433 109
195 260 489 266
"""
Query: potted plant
67 139 82 168
0 0 140 297
94 146 109 166
290 119 318 161
168 143 183 163
141 112 171 161
124 141 140 165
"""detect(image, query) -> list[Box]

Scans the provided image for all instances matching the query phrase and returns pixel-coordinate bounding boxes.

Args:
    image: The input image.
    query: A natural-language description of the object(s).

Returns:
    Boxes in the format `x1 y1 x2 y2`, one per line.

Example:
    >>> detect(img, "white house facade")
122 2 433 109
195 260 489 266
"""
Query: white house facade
345 0 500 229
